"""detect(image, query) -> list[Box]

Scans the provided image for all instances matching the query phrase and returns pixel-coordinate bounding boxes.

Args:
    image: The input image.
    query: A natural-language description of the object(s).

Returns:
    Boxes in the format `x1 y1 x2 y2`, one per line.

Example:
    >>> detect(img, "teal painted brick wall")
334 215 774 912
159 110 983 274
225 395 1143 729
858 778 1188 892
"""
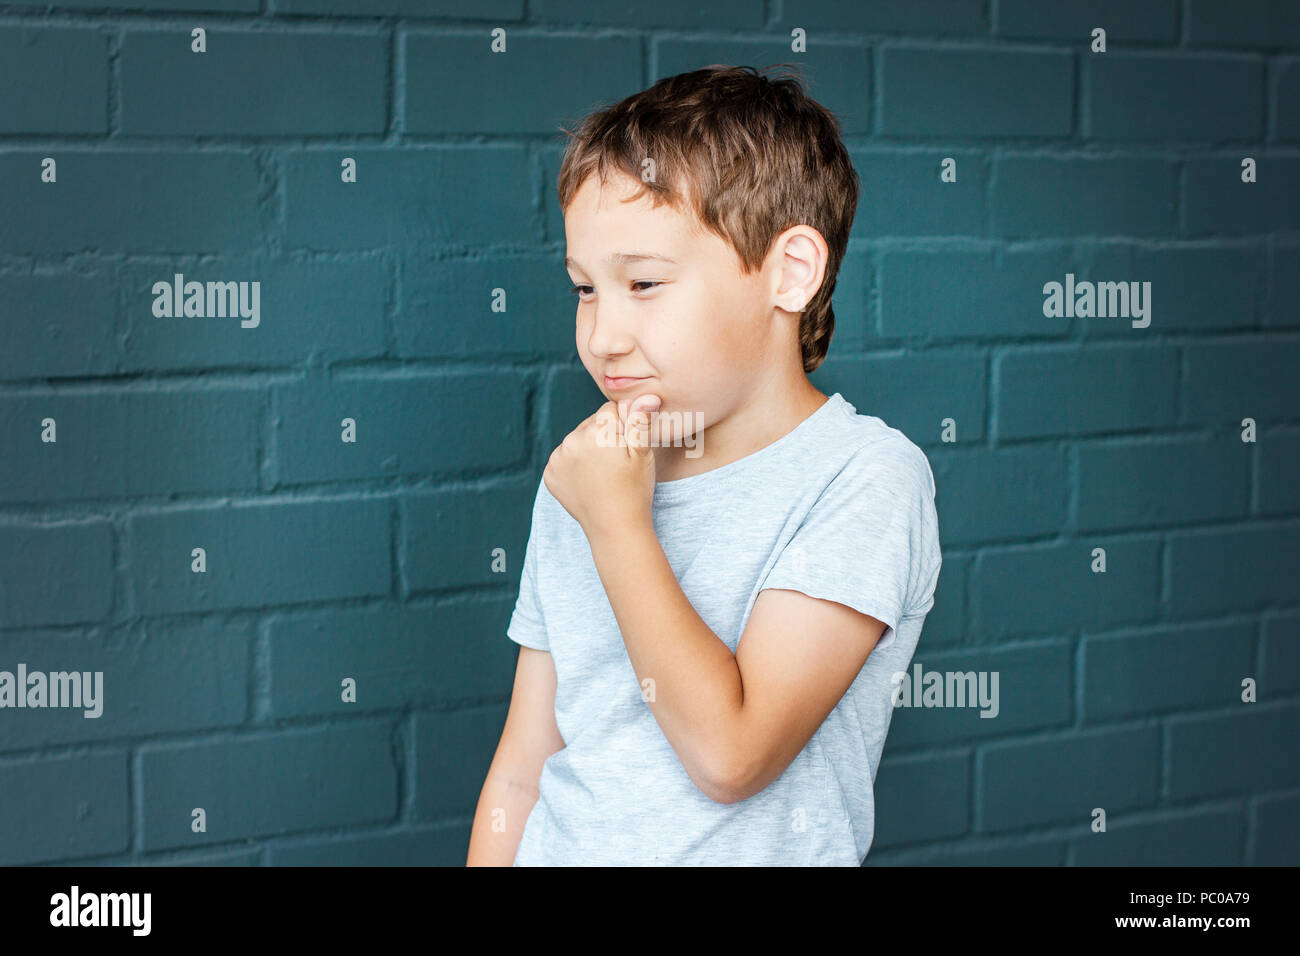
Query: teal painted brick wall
0 0 1296 867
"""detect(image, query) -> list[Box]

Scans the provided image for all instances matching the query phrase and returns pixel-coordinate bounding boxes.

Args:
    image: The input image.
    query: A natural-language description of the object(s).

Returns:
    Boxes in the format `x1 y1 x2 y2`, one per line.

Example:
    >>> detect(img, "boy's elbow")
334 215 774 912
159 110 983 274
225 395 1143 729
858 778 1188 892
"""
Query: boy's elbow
695 770 745 805
699 746 760 805
709 781 754 806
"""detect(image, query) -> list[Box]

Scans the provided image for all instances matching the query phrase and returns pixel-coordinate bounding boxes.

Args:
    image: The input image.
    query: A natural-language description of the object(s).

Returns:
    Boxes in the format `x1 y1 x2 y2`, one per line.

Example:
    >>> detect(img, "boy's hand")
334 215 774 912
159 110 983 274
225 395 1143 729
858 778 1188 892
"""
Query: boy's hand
544 393 662 535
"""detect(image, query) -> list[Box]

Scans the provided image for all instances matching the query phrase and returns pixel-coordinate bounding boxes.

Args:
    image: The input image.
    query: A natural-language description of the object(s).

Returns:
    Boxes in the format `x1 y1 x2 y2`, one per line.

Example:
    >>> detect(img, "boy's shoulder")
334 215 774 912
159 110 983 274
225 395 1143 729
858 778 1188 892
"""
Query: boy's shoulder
819 397 936 496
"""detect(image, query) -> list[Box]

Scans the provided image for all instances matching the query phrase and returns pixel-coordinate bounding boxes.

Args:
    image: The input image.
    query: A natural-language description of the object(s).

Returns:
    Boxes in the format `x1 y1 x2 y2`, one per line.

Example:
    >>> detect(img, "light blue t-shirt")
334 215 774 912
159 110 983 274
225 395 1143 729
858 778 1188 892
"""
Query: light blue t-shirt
506 392 942 865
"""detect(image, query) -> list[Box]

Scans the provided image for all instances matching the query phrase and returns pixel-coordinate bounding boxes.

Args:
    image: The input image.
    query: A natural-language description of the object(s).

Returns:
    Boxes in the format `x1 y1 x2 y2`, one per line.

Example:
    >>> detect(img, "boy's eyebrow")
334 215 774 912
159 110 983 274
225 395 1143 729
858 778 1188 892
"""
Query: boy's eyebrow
565 252 680 269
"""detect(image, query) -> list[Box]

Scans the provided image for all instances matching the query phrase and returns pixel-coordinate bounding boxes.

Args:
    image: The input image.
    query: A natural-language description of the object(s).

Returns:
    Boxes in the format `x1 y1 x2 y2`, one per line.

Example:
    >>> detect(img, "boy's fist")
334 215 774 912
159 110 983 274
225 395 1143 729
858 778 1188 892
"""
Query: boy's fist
544 393 662 535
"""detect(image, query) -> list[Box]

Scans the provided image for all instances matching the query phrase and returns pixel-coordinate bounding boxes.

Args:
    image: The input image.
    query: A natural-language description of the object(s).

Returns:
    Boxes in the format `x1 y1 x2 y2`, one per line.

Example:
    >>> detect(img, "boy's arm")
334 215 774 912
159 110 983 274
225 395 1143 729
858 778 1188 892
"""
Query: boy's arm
466 645 566 865
585 517 886 805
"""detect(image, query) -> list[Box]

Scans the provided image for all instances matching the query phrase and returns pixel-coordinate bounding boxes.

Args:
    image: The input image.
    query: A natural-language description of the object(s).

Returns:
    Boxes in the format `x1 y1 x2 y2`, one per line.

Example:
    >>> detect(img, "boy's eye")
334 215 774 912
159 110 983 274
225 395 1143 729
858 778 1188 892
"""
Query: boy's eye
567 281 661 298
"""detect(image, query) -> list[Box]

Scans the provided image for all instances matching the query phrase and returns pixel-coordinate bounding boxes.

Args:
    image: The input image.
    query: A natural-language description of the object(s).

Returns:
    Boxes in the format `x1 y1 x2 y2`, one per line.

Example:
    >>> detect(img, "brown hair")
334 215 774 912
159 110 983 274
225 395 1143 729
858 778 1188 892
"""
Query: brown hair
555 64 860 373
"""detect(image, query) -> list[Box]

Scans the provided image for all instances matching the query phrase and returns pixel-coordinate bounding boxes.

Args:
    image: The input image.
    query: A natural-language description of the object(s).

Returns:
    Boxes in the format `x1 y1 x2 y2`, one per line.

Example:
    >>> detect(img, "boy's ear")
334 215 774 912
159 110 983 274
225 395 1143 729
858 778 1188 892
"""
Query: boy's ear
773 227 828 313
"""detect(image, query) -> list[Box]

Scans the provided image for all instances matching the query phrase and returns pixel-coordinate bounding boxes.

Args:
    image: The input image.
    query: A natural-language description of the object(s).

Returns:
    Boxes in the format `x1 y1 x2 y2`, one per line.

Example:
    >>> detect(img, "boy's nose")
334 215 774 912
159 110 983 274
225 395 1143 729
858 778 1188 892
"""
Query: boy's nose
584 306 637 358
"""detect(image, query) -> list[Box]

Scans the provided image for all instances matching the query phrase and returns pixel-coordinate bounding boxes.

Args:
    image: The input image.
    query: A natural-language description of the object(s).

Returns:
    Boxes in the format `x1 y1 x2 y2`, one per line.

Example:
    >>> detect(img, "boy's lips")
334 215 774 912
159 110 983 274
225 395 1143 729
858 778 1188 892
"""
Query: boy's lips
604 375 650 391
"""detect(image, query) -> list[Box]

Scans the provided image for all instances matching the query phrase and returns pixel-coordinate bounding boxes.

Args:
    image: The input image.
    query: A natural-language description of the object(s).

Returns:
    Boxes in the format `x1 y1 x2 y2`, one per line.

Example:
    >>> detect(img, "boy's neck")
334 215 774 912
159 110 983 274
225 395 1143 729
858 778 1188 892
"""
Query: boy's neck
653 379 830 483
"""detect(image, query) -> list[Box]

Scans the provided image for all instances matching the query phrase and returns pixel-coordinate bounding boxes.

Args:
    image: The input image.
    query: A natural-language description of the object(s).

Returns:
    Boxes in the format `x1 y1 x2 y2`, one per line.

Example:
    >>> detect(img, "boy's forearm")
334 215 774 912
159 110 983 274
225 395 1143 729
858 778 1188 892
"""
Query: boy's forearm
584 514 745 800
466 771 539 866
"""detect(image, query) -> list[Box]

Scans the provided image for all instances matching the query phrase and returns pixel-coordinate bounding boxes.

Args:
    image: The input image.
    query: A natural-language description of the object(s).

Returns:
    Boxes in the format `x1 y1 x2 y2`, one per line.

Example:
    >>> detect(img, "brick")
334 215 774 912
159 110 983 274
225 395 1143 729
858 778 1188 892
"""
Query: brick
868 838 1065 866
1262 612 1300 695
927 445 1067 545
1077 436 1250 531
0 151 262 254
0 521 113 629
1268 245 1300 326
1254 791 1300 865
121 31 386 135
1167 524 1300 618
1187 0 1300 49
282 147 533 250
881 47 1072 138
1082 620 1255 722
1167 704 1300 800
1071 808 1244 865
886 642 1072 749
544 364 606 454
537 0 759 28
139 721 398 849
401 478 535 592
414 706 507 819
1088 53 1262 141
996 0 1178 43
830 248 870 351
267 600 517 718
851 151 987 237
274 371 526 484
398 254 574 359
775 0 987 36
0 388 260 504
1260 431 1300 515
872 752 970 848
279 0 521 16
811 352 987 445
0 622 248 753
0 752 127 865
868 837 1060 868
979 726 1160 832
992 156 1178 238
540 145 569 244
880 247 1072 338
269 823 470 865
1183 157 1300 236
120 258 388 371
0 272 118 381
657 40 871 134
972 538 1160 639
1278 60 1300 141
34 1 258 9
917 552 967 647
405 33 641 135
145 848 261 865
1077 244 1265 336
0 27 108 134
1182 339 1300 425
128 498 391 614
996 344 1178 439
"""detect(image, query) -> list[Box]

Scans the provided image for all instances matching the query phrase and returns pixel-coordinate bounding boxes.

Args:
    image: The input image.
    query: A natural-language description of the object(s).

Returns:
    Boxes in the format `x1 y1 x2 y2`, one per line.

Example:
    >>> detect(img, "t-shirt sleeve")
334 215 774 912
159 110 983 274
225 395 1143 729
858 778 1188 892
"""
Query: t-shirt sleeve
506 481 550 652
759 436 941 651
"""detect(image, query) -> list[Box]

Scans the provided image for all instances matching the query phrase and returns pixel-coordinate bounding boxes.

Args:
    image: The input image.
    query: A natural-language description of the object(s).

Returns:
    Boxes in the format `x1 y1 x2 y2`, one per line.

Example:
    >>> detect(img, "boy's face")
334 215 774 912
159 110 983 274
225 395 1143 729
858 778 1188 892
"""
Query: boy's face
563 169 788 447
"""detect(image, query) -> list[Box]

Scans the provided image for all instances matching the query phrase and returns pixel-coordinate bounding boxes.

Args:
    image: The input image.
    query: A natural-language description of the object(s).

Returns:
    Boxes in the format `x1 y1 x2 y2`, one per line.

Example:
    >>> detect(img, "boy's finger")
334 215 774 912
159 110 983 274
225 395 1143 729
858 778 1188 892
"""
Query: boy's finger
627 409 652 453
627 394 661 454
630 394 662 416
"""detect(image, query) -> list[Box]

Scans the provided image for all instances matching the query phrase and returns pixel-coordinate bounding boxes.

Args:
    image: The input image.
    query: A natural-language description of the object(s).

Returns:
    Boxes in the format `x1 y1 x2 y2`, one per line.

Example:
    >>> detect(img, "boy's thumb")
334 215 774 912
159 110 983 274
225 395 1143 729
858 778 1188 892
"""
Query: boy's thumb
627 394 661 453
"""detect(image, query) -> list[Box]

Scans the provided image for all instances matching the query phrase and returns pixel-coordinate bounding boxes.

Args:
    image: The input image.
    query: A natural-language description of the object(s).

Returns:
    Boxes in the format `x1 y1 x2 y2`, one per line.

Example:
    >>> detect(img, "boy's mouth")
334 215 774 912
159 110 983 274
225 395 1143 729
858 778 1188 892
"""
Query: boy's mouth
604 375 650 391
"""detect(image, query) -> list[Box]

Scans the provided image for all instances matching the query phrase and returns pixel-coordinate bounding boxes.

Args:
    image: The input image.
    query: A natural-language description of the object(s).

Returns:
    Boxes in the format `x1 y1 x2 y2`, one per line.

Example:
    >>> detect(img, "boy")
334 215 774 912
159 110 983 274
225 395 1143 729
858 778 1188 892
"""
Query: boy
467 64 941 866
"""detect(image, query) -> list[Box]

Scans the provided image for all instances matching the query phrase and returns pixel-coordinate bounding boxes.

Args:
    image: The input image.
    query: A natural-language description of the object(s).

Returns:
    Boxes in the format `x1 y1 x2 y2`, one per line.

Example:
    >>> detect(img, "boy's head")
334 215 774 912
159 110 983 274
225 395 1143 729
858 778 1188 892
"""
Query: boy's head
556 64 859 442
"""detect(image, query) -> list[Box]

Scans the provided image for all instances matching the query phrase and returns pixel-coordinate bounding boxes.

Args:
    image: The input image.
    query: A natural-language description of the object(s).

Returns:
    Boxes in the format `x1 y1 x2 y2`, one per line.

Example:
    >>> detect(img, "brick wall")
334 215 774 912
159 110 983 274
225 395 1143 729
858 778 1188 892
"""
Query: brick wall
0 0 1296 866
